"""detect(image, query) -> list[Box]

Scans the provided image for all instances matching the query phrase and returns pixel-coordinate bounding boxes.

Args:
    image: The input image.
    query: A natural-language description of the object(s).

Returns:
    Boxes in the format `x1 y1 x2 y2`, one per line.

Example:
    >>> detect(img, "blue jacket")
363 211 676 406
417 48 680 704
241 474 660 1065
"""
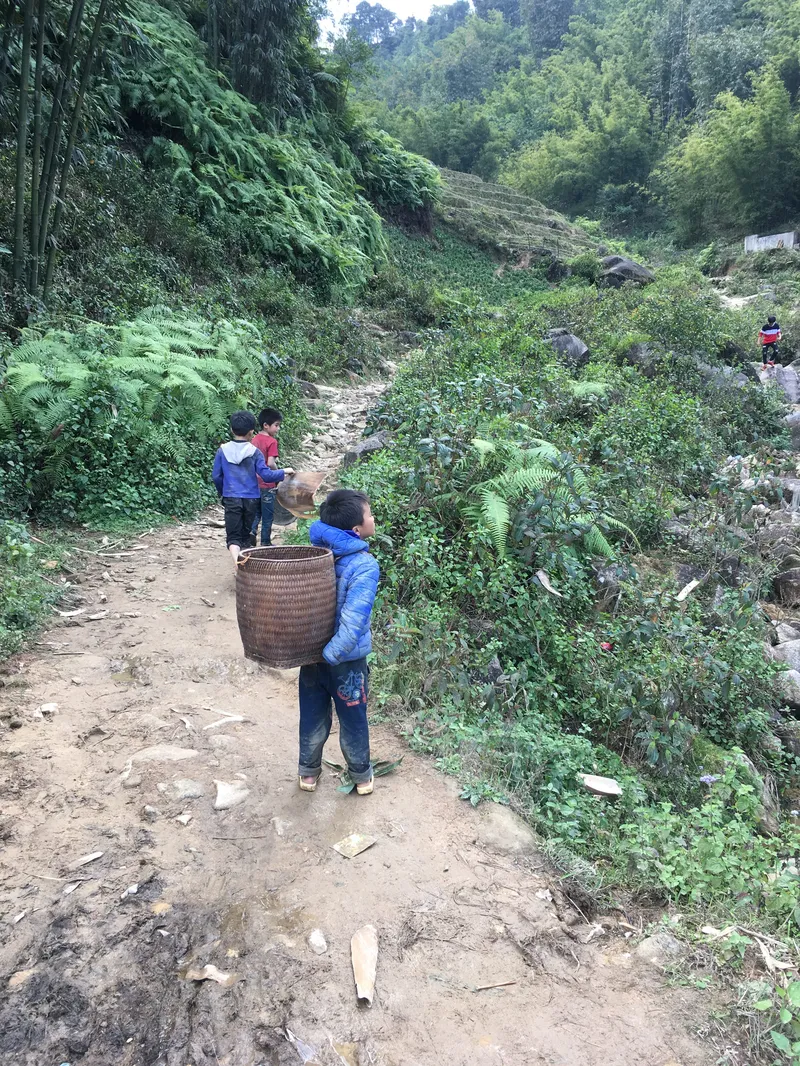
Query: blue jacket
310 520 380 665
212 440 285 499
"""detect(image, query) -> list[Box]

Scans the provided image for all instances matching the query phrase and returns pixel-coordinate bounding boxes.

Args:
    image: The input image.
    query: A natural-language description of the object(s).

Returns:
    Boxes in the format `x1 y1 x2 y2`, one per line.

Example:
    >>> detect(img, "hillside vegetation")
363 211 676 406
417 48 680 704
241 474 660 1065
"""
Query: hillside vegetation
349 0 800 241
2 0 800 1056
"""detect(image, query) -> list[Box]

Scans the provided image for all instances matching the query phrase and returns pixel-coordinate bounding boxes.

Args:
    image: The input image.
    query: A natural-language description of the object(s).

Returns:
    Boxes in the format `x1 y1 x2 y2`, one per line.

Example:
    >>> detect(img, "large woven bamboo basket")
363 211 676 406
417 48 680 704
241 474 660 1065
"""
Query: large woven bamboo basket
235 546 336 668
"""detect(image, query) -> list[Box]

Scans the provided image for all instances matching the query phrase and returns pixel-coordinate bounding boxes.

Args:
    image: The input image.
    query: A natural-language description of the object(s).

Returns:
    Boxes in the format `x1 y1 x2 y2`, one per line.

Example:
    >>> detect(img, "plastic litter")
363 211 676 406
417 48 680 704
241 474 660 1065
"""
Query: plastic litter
333 833 376 858
577 773 622 797
183 964 237 987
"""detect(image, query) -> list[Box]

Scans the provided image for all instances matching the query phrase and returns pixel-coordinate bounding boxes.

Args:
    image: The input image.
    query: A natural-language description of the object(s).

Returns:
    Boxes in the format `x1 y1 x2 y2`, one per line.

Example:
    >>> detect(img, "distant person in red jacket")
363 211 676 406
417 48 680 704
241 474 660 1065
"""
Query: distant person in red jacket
759 316 782 367
250 407 284 546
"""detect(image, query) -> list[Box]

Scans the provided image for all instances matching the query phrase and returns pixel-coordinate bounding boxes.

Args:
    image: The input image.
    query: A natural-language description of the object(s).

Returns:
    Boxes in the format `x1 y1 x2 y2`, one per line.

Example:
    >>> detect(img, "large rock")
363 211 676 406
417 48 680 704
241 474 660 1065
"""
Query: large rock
736 753 781 836
474 802 538 857
775 365 800 403
545 328 589 370
342 430 390 468
780 669 800 708
776 719 800 757
775 622 800 644
774 568 800 606
772 639 800 672
619 341 659 379
600 256 655 288
785 411 800 449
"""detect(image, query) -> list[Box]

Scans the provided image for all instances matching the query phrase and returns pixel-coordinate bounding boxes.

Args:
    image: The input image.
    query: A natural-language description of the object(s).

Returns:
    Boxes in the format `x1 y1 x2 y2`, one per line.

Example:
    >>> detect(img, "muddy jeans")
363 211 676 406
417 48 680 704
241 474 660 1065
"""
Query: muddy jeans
298 659 372 783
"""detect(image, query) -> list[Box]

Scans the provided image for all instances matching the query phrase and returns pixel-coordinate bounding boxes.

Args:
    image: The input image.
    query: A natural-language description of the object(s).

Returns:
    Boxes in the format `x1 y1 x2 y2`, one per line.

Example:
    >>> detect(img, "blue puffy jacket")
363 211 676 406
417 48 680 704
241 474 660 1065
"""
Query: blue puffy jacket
212 440 286 499
309 520 380 665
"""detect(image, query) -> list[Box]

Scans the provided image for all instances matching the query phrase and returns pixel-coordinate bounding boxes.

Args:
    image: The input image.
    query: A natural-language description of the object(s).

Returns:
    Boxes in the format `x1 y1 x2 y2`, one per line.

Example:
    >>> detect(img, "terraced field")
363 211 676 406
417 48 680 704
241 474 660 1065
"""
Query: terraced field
439 168 596 259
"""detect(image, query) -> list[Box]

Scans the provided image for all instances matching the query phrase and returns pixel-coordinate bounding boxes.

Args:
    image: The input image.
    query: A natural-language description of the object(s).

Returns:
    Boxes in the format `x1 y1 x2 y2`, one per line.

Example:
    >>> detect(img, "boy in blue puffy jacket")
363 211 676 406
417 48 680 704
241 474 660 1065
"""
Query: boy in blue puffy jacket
212 410 293 565
298 489 379 796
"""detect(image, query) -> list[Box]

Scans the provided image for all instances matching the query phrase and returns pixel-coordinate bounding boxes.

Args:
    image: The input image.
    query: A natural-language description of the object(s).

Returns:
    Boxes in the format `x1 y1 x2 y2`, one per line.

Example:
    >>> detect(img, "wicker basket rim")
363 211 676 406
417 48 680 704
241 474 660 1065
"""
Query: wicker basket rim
238 546 332 566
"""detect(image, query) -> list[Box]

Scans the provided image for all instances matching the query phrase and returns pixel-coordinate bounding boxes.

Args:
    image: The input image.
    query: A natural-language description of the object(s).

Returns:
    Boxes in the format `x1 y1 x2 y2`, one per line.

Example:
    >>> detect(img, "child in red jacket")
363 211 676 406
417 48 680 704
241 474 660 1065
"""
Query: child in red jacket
759 316 782 367
250 407 283 546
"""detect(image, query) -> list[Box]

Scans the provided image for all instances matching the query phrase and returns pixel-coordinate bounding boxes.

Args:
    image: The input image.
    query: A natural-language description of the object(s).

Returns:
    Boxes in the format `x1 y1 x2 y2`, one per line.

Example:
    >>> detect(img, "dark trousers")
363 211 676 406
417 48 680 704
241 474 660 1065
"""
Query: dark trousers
298 659 372 783
251 488 277 546
223 496 259 549
763 342 779 364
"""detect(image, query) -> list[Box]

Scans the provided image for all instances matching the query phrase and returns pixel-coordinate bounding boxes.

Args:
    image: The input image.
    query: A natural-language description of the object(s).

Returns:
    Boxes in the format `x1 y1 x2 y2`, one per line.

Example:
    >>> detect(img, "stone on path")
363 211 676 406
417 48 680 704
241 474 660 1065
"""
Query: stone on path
475 802 538 857
342 430 391 468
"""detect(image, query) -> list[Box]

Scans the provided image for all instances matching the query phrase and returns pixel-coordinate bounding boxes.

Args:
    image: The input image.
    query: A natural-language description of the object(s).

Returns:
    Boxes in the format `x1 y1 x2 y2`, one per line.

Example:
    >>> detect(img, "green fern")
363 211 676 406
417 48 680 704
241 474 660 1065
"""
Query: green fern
457 438 637 559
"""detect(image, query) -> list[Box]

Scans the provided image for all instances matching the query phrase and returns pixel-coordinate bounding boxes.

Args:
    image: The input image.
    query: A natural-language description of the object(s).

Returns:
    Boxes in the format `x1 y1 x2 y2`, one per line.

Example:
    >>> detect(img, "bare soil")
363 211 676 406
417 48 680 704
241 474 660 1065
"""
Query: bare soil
0 382 718 1066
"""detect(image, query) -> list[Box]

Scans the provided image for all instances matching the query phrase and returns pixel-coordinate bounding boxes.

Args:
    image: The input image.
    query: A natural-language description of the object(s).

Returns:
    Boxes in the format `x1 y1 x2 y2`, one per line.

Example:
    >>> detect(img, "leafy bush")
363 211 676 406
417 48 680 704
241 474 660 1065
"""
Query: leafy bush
0 522 61 659
342 266 800 934
0 309 306 524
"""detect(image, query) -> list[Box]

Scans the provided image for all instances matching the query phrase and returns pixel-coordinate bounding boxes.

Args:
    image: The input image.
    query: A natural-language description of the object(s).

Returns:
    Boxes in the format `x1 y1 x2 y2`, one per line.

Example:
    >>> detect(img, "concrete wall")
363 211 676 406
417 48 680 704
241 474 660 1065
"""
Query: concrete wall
744 231 800 253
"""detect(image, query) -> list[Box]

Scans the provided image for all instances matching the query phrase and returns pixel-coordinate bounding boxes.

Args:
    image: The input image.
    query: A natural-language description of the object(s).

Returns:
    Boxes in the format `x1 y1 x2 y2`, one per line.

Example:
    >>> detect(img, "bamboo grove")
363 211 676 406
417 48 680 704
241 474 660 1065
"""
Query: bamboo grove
3 0 115 301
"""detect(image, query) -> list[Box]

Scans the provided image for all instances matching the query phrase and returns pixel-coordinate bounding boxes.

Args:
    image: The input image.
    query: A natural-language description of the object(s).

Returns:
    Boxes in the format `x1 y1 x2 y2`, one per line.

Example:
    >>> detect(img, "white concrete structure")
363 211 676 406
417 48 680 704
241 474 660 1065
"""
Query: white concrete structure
744 231 800 253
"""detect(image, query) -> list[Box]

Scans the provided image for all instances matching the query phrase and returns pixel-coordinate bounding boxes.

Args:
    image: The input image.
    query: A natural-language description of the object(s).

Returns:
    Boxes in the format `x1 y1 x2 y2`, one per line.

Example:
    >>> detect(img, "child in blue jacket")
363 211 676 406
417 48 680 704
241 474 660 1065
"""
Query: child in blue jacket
298 489 379 795
212 410 293 565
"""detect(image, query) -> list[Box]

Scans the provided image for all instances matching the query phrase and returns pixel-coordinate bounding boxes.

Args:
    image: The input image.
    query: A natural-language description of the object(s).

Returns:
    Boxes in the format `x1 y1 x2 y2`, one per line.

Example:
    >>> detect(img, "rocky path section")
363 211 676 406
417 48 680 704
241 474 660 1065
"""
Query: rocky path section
0 382 715 1066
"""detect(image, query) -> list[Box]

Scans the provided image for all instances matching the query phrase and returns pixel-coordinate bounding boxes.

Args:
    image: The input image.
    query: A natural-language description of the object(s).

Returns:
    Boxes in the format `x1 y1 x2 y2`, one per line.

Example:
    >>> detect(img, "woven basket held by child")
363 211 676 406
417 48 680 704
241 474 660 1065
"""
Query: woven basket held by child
236 546 336 668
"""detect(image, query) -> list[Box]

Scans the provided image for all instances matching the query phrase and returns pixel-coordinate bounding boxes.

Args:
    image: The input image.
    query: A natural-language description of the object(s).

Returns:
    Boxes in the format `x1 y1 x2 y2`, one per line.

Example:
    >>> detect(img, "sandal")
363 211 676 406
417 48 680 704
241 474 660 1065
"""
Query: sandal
298 775 318 792
356 777 374 796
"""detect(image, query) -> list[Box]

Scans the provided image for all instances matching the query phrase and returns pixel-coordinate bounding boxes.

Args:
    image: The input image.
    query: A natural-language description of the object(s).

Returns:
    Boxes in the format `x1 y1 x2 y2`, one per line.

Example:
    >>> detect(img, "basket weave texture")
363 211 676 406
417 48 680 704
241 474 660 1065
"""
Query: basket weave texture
236 546 336 668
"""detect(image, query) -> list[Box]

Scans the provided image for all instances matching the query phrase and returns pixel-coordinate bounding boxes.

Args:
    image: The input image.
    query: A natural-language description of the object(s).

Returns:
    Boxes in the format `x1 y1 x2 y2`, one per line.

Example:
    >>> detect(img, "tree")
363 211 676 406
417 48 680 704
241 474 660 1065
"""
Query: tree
8 0 118 302
520 0 574 57
343 1 401 45
660 66 800 241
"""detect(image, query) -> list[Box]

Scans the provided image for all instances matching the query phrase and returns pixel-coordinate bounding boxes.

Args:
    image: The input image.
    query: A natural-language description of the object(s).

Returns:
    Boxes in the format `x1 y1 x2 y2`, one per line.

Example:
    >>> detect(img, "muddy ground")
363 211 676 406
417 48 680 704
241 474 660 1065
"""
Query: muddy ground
0 381 719 1066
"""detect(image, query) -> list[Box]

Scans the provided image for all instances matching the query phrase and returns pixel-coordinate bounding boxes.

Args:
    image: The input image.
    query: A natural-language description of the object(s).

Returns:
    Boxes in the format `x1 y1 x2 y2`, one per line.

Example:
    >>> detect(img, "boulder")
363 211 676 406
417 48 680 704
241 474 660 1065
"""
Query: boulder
772 639 800 672
296 380 320 398
600 257 655 288
775 719 800 758
619 341 659 379
739 754 781 836
774 622 800 644
717 340 751 368
774 568 800 606
775 365 800 403
545 328 589 370
784 411 800 449
664 519 705 553
780 669 800 709
474 802 538 858
342 430 390 469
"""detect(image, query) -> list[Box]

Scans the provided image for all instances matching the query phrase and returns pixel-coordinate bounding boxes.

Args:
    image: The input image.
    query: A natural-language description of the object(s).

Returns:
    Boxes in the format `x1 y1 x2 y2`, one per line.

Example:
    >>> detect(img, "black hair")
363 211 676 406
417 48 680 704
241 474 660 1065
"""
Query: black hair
230 410 256 436
320 489 369 530
768 315 777 324
258 407 282 428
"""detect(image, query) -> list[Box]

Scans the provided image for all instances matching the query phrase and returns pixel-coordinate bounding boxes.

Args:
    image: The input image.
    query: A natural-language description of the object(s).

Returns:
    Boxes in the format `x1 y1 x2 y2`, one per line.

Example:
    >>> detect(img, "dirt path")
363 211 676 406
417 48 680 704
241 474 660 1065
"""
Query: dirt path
1 381 716 1066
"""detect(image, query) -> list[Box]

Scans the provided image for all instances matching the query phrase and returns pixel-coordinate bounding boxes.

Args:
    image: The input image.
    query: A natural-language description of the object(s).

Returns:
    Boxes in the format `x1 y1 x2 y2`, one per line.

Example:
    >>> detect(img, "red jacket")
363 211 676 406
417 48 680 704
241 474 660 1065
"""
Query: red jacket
759 323 781 344
252 432 279 489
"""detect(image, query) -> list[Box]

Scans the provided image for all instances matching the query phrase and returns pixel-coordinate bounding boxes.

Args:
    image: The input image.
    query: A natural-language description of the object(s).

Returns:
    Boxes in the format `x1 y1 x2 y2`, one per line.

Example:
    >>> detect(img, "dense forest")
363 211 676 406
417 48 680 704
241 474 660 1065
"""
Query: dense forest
1 0 800 1058
349 0 800 240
